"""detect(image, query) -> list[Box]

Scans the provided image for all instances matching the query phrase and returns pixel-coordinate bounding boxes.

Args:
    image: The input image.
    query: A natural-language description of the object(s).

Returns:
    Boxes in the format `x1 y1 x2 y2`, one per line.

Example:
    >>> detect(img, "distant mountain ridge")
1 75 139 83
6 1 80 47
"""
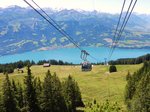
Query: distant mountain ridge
0 6 150 56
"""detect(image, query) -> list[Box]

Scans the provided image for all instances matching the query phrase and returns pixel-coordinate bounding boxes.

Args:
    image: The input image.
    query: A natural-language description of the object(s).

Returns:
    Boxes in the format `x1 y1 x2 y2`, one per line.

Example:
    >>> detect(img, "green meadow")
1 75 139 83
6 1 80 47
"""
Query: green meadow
0 64 142 110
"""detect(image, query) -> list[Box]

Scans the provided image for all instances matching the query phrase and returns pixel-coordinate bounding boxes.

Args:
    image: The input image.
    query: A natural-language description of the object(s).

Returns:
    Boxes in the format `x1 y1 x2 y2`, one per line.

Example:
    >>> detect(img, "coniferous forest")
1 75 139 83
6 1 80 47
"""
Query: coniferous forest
0 66 84 112
109 54 150 65
125 61 150 112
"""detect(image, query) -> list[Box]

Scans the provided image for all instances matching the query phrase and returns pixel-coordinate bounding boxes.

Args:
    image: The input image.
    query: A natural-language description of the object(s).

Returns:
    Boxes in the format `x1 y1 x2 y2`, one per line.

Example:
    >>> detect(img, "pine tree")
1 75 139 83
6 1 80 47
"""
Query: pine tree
42 70 53 112
126 71 131 81
24 66 40 112
63 75 76 112
0 94 4 112
2 74 18 112
11 80 25 111
63 75 84 112
17 83 24 110
132 72 150 112
43 70 67 112
125 71 139 110
11 80 19 105
42 71 67 112
51 72 67 112
74 82 84 107
12 79 17 92
36 78 42 94
34 77 43 109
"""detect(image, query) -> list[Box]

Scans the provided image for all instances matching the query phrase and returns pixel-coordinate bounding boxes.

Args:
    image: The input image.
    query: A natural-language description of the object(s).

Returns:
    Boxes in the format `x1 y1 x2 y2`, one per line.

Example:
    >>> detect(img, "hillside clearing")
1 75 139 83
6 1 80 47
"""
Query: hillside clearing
0 64 142 110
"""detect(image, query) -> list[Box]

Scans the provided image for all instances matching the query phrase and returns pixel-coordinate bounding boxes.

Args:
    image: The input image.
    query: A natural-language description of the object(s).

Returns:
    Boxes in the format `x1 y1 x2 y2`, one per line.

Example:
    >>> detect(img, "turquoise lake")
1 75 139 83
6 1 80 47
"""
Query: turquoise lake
0 47 150 64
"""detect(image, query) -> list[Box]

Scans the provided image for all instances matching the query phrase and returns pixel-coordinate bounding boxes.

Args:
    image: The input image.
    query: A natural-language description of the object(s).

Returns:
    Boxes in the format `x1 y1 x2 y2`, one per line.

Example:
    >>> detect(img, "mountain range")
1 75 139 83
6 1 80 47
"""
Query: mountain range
0 6 150 56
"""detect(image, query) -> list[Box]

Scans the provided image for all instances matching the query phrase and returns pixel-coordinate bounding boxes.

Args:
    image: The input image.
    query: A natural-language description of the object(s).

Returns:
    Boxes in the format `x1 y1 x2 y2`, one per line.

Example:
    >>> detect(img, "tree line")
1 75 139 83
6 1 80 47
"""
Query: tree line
37 59 73 65
109 54 150 65
0 60 73 74
125 61 150 112
0 67 84 112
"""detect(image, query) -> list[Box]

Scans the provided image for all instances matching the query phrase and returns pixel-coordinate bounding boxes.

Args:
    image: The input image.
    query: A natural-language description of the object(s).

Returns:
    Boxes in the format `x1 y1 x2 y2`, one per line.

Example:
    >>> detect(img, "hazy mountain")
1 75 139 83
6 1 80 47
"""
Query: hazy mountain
0 6 150 56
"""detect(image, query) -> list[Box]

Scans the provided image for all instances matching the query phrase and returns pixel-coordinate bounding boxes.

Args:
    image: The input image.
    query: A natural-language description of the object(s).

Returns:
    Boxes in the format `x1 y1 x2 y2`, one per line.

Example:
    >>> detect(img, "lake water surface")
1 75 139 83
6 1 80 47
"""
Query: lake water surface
0 47 150 64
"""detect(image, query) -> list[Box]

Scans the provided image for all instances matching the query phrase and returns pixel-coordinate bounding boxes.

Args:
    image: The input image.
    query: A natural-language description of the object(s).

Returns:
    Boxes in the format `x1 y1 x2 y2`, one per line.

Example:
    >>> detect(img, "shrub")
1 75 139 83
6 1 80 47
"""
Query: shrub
85 100 122 112
109 65 117 73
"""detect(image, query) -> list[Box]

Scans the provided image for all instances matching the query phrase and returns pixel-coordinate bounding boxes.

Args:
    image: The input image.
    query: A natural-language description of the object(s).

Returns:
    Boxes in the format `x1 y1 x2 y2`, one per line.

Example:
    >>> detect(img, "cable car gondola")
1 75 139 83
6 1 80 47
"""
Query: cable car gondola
81 61 92 71
80 50 92 71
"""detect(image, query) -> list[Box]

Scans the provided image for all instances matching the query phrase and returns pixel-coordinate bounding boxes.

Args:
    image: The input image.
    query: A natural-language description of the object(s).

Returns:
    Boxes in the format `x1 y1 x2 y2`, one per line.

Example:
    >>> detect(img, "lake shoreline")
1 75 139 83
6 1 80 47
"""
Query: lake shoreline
1 46 150 57
0 47 150 64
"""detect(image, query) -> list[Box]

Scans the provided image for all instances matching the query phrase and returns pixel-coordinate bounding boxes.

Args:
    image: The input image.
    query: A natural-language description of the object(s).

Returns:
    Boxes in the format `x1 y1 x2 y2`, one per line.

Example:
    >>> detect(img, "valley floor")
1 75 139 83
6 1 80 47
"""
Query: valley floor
0 64 142 110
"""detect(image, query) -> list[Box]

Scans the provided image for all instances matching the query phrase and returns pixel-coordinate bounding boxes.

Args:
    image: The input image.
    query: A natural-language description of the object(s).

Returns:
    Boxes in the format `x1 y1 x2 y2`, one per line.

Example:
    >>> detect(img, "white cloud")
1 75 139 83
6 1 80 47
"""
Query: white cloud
0 0 150 14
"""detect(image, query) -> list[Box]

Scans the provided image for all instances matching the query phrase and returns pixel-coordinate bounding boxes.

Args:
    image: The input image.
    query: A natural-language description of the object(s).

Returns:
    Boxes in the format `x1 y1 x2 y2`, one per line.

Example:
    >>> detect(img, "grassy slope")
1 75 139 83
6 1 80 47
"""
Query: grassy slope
0 64 142 109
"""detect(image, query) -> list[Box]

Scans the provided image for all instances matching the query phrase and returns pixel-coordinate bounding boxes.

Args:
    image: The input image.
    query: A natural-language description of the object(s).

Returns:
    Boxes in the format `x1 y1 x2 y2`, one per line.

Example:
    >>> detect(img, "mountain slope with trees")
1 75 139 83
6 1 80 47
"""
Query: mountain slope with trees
125 61 150 112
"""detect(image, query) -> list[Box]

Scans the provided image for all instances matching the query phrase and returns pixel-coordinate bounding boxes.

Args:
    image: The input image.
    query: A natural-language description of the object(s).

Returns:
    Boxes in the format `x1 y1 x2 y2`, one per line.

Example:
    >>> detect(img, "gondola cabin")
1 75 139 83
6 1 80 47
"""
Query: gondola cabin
81 61 92 71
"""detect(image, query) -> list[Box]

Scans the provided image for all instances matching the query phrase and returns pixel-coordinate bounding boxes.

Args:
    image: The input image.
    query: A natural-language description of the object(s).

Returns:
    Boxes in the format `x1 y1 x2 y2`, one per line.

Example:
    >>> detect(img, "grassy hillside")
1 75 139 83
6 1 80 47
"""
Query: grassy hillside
0 64 142 110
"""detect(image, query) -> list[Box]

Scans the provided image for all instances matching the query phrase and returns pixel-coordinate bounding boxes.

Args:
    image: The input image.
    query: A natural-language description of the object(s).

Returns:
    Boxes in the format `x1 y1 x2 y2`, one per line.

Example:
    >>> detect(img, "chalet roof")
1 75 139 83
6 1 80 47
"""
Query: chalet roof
43 63 51 67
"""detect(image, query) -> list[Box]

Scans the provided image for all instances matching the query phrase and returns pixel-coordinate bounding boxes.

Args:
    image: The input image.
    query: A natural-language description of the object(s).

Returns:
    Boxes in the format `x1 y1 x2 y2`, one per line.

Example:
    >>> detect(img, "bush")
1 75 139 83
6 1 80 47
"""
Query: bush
85 100 122 112
109 65 117 73
3 67 14 74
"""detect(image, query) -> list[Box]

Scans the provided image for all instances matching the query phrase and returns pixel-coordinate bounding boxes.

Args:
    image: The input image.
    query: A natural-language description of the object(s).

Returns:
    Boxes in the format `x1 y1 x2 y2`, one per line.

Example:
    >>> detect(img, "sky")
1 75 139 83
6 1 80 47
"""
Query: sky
0 0 150 14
